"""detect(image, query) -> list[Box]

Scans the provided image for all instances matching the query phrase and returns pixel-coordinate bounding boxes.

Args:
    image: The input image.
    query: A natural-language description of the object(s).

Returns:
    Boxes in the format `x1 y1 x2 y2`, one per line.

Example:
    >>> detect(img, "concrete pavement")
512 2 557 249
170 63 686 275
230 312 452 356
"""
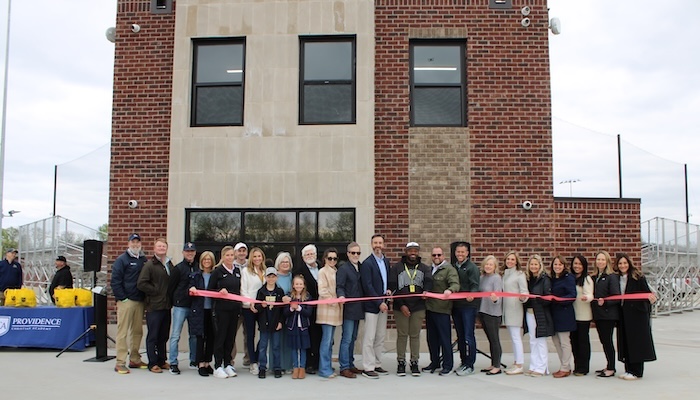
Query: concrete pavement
2 311 699 399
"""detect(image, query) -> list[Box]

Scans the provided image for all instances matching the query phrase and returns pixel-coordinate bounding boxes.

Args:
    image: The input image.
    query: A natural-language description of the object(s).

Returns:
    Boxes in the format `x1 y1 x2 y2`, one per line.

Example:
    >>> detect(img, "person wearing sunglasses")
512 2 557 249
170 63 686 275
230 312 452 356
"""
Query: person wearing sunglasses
423 247 460 375
316 248 342 379
337 242 366 378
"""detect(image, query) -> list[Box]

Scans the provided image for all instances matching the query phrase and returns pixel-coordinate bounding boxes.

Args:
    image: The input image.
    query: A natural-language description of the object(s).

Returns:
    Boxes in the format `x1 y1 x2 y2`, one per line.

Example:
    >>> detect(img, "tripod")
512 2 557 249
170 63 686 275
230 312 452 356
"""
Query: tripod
55 290 116 361
438 340 507 369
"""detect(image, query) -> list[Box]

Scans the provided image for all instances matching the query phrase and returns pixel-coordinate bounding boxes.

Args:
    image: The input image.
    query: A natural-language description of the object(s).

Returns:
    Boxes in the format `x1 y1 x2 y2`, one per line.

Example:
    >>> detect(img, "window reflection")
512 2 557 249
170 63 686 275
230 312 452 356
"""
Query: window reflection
245 212 295 242
189 211 241 242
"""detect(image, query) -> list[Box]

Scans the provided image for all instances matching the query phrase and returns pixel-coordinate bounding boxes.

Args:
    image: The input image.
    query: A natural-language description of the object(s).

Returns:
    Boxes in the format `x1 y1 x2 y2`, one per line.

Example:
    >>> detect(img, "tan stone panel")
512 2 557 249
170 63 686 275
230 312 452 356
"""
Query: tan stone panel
333 1 346 32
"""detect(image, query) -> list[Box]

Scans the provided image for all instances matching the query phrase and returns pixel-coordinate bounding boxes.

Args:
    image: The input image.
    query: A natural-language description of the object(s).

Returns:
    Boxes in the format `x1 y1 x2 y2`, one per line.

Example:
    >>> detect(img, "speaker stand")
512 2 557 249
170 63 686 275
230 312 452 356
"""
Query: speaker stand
85 287 116 362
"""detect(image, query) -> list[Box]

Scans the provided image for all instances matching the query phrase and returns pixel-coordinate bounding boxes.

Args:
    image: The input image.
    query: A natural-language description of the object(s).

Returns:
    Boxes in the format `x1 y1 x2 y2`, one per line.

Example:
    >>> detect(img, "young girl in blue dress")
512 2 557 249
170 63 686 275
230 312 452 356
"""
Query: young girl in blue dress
284 275 313 379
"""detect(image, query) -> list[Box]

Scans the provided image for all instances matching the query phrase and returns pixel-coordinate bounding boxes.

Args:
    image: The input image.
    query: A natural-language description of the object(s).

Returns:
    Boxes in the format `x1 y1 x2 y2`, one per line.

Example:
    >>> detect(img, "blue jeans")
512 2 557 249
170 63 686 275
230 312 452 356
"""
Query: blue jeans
319 324 336 377
292 349 307 368
168 306 195 365
257 330 281 371
452 307 477 368
339 319 359 370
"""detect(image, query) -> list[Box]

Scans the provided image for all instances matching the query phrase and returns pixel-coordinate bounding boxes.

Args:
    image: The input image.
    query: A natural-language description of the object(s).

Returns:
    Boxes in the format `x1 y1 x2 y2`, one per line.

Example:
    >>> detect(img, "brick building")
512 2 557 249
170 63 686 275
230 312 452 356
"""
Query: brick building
107 0 641 320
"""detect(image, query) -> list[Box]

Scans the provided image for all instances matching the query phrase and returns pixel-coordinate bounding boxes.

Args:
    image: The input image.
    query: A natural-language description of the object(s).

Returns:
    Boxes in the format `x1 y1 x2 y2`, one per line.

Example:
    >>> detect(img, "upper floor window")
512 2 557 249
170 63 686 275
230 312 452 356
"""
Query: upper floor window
191 38 245 126
299 36 356 125
410 41 466 127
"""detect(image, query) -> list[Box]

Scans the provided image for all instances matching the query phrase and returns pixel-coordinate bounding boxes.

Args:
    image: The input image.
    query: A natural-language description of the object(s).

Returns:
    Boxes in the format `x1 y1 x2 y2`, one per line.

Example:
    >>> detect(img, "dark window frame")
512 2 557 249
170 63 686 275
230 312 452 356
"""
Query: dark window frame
191 37 246 127
184 208 356 261
299 35 357 125
409 39 467 127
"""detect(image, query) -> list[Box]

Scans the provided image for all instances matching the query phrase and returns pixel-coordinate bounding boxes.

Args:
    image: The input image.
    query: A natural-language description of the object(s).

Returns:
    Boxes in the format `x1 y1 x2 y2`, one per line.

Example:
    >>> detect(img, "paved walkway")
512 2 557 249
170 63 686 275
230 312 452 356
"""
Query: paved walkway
2 311 699 399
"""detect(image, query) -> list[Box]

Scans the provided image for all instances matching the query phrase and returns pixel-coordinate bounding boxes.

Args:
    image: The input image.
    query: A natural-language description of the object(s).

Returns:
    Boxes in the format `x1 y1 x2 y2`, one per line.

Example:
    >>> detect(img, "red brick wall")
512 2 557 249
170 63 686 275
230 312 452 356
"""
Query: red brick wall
375 0 556 259
373 0 641 265
107 0 176 321
554 198 642 265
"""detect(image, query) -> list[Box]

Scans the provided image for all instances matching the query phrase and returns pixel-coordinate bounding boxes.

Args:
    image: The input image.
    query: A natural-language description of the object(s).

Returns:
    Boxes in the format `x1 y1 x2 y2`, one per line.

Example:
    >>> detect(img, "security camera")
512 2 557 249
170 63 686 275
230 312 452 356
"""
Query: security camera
521 6 531 16
130 24 141 33
127 200 138 209
105 27 116 43
549 17 562 35
522 201 533 211
521 18 531 27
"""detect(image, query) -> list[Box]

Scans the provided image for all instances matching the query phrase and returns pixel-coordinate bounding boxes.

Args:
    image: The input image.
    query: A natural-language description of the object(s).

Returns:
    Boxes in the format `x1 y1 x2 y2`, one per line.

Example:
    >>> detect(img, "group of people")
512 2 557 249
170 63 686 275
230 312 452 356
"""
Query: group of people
477 250 657 381
109 233 657 382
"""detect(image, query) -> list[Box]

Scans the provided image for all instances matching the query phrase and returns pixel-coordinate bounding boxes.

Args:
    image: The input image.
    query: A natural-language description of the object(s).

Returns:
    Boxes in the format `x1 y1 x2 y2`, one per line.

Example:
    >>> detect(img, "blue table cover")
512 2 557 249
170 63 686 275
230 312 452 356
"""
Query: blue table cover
0 306 94 350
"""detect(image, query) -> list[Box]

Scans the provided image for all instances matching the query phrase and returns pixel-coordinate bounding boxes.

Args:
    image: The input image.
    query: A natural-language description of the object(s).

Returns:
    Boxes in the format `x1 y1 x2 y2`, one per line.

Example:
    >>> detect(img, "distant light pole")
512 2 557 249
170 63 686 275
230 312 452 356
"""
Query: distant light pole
559 179 581 197
0 0 11 232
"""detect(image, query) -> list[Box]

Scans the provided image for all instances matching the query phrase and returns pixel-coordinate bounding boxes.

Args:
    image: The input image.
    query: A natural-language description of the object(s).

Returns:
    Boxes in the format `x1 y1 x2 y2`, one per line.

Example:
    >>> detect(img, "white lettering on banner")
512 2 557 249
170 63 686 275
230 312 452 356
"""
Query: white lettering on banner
9 317 62 332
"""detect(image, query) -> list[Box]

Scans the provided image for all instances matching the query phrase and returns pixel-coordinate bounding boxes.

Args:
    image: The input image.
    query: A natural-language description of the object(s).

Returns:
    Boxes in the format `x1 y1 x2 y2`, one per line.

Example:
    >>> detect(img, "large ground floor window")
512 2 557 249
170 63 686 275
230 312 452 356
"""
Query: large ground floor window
185 208 355 263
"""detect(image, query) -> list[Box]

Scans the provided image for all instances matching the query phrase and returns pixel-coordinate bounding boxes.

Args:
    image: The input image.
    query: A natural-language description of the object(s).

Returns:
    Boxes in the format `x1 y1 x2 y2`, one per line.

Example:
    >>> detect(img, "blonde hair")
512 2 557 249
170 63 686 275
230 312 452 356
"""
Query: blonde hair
199 251 216 270
480 255 499 275
500 250 522 274
291 275 309 301
526 254 546 280
216 245 234 267
247 247 267 275
592 250 615 276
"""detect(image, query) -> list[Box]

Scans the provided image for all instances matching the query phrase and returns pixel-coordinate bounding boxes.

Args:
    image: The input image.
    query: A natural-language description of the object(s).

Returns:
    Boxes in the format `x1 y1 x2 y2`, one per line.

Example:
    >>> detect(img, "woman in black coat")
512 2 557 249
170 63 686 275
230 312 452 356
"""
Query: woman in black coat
523 254 553 377
189 251 216 377
616 254 657 380
591 250 620 378
549 255 577 378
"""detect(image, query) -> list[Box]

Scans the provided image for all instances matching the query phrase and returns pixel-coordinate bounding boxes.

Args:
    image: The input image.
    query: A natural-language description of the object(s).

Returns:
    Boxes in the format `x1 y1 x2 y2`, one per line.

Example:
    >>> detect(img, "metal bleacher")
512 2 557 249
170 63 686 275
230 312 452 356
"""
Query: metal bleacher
641 217 700 316
17 215 107 305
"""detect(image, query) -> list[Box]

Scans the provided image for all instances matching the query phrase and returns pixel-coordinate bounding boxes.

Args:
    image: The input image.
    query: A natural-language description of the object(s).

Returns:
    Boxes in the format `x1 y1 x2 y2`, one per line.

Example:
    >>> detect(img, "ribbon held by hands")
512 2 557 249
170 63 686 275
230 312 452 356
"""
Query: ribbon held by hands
189 289 652 306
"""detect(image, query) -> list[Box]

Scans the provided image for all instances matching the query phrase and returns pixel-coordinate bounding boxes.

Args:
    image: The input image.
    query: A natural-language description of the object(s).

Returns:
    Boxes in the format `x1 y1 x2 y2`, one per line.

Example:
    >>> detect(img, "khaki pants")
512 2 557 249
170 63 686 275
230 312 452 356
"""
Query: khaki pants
395 309 425 363
115 299 145 366
362 311 388 371
0 291 5 306
552 331 574 372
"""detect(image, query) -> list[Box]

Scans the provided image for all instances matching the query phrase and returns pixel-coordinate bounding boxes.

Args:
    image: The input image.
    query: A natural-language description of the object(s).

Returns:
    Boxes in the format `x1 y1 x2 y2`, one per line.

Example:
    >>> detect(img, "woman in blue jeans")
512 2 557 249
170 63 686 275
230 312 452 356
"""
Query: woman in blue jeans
316 248 342 378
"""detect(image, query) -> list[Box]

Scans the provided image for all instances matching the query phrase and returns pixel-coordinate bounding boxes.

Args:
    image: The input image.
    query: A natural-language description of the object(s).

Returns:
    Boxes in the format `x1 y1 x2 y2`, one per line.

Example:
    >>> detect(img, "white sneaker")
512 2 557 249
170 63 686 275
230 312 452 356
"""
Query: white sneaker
224 365 238 377
622 373 638 380
250 363 259 375
213 367 228 379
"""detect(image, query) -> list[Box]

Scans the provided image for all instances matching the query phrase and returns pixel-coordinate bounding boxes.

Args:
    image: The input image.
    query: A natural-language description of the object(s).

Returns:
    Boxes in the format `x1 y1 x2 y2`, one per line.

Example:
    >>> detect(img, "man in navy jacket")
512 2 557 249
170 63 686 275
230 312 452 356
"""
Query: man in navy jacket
111 233 148 374
0 248 22 306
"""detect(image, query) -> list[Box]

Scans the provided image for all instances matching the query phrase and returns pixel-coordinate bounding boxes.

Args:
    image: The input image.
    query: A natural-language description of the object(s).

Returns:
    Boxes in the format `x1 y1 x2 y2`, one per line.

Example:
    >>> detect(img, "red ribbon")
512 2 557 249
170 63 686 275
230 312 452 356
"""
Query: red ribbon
190 290 652 306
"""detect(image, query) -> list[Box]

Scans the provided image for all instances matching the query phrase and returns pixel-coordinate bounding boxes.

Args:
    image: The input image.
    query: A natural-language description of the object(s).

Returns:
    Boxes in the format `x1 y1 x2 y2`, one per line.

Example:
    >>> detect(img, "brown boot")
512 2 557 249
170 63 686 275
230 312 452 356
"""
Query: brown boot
292 368 300 379
298 368 306 379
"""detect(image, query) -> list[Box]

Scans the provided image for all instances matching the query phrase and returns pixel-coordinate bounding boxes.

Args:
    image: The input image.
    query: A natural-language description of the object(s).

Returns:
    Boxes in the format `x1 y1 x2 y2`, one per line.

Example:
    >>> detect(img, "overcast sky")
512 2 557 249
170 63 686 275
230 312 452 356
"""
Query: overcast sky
0 0 699 232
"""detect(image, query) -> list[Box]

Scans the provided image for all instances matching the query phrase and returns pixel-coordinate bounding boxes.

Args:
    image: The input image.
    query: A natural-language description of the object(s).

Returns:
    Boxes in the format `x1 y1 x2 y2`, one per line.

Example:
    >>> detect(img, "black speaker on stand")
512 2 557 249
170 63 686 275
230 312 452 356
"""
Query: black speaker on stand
82 239 115 362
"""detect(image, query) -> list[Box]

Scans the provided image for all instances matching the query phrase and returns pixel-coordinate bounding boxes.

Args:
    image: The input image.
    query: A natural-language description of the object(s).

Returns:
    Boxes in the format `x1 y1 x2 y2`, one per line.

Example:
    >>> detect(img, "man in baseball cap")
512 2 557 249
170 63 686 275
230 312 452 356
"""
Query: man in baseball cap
388 241 432 377
111 234 148 373
49 255 74 304
168 241 200 373
0 248 23 306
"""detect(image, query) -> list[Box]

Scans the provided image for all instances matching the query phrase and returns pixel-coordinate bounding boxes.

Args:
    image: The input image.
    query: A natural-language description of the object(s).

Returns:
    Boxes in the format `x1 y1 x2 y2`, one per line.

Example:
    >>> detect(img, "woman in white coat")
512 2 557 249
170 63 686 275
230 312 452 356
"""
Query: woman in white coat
501 251 529 375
